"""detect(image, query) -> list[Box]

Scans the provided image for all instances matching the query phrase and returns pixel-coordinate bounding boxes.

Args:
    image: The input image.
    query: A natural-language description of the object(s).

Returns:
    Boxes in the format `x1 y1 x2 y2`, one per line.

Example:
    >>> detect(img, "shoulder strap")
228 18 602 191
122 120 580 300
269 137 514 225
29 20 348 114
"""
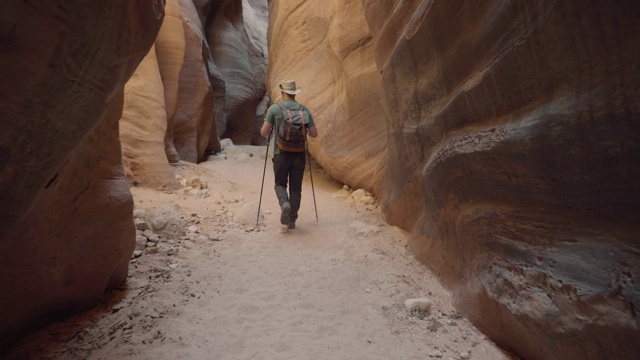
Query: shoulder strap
278 102 295 124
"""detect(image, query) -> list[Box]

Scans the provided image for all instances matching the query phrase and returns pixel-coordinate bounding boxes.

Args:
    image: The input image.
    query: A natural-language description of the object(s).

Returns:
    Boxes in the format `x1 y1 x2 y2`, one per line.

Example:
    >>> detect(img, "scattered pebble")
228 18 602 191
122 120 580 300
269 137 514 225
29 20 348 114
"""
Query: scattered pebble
405 298 433 317
143 247 159 255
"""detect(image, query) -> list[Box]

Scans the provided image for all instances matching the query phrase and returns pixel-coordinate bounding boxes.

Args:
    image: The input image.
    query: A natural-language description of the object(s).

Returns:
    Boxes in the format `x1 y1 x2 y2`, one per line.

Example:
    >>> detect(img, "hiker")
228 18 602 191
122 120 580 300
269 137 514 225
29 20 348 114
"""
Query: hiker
260 80 318 229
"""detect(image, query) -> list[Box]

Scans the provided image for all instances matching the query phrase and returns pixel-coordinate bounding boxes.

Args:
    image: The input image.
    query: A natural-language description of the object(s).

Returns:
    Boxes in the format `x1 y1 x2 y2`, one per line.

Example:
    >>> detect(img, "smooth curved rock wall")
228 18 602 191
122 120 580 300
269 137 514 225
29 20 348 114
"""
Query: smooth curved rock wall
267 0 387 193
174 0 216 163
268 1 640 359
207 0 268 145
120 0 267 186
0 0 163 343
120 45 177 189
156 0 185 163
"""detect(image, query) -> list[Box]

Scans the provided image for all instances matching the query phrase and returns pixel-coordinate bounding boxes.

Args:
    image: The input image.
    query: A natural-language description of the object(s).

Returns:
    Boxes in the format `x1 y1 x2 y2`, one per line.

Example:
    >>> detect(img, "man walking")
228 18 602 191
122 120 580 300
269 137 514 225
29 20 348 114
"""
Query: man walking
260 80 318 229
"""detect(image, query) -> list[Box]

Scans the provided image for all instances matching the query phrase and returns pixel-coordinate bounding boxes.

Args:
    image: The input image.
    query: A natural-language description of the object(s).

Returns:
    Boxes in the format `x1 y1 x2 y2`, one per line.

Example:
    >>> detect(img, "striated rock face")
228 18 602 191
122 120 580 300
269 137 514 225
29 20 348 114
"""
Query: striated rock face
156 0 185 164
208 0 269 145
267 0 387 194
0 0 163 343
268 1 640 359
120 45 177 189
173 0 216 163
120 0 267 186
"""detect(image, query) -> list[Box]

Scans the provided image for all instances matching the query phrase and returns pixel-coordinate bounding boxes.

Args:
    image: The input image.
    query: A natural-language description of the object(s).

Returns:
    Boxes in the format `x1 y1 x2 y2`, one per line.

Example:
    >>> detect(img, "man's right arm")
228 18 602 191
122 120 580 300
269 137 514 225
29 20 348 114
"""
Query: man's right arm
260 121 273 138
261 105 275 137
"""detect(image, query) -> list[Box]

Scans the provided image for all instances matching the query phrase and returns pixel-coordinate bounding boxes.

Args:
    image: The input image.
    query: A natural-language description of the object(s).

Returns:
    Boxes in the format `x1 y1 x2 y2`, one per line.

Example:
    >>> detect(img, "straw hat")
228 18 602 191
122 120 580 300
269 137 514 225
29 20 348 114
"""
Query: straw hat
279 80 302 95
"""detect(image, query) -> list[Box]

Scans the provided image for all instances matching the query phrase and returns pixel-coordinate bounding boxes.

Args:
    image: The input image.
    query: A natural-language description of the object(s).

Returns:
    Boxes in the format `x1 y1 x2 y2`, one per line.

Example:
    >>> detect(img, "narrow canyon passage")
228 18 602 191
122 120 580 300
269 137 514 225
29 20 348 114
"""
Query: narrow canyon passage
6 143 513 360
1 1 638 359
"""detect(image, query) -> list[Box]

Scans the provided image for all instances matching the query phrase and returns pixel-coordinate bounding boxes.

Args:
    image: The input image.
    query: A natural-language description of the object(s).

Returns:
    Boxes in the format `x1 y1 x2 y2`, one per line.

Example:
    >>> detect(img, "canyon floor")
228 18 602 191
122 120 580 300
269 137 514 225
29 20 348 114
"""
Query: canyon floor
7 143 516 360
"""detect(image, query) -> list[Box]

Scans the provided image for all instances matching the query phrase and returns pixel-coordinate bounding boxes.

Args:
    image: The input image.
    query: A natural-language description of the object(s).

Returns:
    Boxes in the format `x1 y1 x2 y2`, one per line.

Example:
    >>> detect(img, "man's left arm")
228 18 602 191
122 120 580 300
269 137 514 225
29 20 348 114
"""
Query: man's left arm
306 108 318 138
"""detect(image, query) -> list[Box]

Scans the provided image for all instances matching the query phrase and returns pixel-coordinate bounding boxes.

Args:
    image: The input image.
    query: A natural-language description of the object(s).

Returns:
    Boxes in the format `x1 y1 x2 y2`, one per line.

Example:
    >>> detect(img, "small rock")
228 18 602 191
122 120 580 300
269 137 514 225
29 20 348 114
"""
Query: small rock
365 289 371 293
405 298 433 317
333 189 351 198
188 225 199 233
351 189 367 202
428 350 443 358
183 240 195 249
132 250 142 258
143 230 159 243
144 247 159 255
135 219 150 231
133 209 146 219
197 235 208 242
179 179 188 188
343 184 350 191
350 221 380 235
166 248 178 256
186 177 202 189
135 235 147 251
459 351 470 360
358 195 375 205
146 205 183 238
345 196 355 204
169 263 179 269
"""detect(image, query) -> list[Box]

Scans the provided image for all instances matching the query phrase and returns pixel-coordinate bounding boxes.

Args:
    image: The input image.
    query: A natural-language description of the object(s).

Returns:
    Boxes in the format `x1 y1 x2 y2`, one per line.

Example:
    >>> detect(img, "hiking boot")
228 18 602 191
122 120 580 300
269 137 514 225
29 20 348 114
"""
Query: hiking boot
287 220 296 230
280 201 291 225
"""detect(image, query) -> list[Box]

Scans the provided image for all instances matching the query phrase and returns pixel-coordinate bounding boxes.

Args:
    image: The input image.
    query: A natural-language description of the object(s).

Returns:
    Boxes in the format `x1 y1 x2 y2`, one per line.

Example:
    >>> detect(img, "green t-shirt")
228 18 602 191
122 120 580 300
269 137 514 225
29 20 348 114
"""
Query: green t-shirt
265 99 316 154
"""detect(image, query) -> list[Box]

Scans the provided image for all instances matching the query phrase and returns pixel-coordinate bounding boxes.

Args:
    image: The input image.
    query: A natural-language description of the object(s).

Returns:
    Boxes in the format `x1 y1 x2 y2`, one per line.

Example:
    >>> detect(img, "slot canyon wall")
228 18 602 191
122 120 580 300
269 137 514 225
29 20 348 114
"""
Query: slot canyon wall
267 1 640 359
0 0 164 344
120 0 269 188
0 0 268 345
0 0 269 346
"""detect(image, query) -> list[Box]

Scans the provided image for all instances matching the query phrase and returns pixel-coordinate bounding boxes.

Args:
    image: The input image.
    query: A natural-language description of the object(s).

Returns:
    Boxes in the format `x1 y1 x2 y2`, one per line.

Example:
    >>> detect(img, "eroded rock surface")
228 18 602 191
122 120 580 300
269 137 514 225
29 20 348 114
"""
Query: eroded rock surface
120 44 177 189
267 0 387 193
120 0 267 186
0 0 163 343
208 0 269 144
268 1 640 359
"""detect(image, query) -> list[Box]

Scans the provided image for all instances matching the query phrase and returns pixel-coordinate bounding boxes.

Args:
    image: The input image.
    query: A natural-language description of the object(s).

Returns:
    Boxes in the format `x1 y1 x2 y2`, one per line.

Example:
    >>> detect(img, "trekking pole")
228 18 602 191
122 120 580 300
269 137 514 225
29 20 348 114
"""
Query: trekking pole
257 130 272 227
305 139 319 223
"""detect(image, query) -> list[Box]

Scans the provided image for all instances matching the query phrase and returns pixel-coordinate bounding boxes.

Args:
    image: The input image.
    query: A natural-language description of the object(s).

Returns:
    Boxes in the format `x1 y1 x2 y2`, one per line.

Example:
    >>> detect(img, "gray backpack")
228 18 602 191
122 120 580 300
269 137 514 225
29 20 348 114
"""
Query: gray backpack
275 103 309 152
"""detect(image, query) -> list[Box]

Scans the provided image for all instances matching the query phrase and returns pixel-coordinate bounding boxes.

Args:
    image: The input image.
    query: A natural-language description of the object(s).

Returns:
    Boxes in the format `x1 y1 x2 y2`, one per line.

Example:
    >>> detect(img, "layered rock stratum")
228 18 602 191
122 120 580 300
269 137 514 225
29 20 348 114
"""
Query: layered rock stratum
0 0 164 343
268 1 640 359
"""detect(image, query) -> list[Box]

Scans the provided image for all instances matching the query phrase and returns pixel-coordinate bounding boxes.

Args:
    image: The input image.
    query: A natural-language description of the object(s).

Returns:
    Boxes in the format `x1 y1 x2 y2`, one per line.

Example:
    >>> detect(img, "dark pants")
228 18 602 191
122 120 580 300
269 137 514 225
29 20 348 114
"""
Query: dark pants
273 151 306 221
